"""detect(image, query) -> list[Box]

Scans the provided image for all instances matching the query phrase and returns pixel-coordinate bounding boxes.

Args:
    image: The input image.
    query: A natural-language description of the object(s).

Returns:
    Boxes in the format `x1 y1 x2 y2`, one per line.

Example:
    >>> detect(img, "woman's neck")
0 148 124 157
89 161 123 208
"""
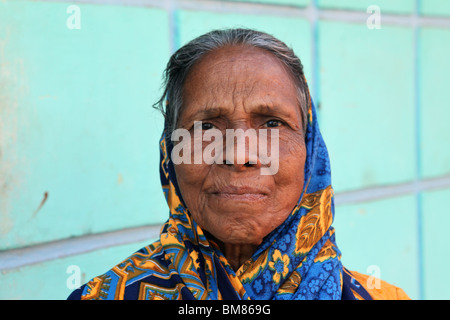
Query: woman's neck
204 231 258 271
222 242 259 271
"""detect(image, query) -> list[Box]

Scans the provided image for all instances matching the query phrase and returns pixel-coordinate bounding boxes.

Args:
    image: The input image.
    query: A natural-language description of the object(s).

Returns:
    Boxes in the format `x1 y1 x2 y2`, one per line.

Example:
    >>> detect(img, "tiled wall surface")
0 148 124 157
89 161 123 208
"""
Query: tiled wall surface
1 0 449 300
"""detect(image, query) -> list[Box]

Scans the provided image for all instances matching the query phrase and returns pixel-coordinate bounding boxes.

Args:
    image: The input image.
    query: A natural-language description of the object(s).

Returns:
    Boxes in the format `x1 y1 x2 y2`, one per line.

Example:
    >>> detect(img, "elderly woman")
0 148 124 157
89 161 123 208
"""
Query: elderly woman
68 28 409 300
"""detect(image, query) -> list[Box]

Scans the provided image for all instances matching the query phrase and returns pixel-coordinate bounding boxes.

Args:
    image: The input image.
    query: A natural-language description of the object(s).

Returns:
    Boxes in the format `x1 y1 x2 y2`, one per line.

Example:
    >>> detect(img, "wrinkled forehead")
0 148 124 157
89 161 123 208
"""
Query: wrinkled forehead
184 45 297 94
180 45 301 124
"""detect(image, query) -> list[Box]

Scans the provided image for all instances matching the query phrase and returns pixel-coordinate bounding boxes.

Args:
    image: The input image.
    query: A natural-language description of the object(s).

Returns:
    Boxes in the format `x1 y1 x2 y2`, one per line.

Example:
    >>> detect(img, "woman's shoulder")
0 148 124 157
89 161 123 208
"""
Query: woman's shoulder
67 241 166 300
346 269 410 300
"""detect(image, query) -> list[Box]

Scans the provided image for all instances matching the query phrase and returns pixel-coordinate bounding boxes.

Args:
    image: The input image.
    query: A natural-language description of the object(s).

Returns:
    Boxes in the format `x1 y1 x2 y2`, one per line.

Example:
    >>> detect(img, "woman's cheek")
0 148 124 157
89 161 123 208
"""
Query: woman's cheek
278 133 306 172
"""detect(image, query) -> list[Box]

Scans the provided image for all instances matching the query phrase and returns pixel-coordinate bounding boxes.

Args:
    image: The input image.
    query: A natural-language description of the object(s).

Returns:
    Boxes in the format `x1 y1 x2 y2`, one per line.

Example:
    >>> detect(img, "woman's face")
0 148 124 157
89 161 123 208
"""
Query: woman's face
173 45 306 246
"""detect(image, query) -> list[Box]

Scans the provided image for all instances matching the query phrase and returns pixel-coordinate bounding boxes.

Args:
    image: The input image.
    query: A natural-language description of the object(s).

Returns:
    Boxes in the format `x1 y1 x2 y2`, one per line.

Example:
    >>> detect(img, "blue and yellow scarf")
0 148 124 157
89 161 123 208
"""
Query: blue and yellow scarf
68 83 372 300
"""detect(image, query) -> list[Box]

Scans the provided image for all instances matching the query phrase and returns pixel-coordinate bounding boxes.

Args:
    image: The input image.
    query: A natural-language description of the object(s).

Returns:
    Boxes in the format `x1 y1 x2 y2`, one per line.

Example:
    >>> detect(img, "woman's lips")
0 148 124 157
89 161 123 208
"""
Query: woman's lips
208 185 268 201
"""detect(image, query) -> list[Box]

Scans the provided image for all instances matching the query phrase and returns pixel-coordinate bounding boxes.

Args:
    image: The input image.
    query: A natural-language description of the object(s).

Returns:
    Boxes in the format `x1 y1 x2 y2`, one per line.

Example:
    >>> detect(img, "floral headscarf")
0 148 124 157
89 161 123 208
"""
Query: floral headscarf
68 78 372 301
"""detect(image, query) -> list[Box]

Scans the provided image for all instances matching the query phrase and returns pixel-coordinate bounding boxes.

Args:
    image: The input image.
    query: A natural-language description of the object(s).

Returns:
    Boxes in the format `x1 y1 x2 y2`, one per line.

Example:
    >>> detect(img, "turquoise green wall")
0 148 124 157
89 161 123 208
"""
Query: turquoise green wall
1 0 449 300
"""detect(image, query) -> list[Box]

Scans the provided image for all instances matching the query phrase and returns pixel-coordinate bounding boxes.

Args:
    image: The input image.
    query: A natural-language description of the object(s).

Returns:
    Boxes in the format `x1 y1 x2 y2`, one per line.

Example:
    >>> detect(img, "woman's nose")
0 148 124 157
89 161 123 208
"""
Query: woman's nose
222 128 262 171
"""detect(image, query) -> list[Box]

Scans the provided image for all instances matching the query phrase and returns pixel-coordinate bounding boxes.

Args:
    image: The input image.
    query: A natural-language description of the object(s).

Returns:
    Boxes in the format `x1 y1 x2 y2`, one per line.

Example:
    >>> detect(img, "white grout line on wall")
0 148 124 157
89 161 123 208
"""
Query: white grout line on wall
318 8 450 28
35 0 450 28
167 0 178 53
413 0 425 300
0 225 161 272
334 175 450 205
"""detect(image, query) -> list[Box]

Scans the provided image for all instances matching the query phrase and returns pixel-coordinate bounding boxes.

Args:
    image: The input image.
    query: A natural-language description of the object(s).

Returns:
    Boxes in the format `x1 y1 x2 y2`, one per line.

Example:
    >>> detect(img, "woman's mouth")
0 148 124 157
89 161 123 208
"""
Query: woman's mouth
209 185 269 201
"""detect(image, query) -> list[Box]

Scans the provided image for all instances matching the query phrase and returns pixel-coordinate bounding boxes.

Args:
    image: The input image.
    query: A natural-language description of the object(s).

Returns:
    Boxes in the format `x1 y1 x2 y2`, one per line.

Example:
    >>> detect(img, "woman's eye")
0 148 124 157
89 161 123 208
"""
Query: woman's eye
265 119 283 128
201 122 215 130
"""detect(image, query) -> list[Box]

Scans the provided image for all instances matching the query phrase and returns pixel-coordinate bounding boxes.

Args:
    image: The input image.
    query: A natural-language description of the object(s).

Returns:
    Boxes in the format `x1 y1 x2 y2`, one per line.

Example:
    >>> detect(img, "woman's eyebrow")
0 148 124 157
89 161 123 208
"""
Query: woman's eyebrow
184 104 298 123
187 107 224 120
253 104 297 119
